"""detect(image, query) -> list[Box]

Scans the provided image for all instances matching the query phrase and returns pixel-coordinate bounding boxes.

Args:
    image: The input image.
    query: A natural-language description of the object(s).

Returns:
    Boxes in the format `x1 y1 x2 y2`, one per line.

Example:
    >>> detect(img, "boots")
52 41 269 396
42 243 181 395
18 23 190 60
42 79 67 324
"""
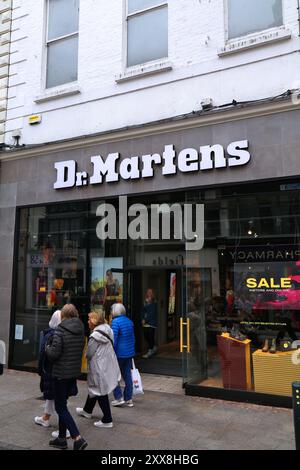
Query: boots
262 339 269 353
269 338 277 354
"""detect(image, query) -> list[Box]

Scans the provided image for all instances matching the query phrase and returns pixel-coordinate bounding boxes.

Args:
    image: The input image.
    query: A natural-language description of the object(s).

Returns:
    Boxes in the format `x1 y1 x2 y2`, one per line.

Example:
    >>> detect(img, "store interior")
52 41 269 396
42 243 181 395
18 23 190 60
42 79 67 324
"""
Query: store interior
11 182 300 397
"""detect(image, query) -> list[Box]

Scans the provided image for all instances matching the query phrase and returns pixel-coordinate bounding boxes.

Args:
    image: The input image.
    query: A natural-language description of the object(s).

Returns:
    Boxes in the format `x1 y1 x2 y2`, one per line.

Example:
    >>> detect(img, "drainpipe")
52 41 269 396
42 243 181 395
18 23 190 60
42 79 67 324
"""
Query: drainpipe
0 0 12 148
297 0 300 37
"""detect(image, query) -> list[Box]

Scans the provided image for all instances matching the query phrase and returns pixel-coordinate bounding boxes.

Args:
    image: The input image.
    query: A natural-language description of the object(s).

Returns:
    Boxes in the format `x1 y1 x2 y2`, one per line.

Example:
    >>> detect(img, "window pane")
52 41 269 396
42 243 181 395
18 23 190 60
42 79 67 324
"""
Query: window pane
48 0 79 40
128 0 164 14
46 36 78 88
228 0 283 39
127 7 168 67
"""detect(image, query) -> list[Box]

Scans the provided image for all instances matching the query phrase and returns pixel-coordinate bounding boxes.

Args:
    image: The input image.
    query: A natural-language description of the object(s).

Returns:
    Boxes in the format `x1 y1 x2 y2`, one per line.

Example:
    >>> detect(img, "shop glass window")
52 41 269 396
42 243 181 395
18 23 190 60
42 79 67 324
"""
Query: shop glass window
11 184 300 401
46 0 79 88
127 0 168 67
228 0 283 40
185 186 300 398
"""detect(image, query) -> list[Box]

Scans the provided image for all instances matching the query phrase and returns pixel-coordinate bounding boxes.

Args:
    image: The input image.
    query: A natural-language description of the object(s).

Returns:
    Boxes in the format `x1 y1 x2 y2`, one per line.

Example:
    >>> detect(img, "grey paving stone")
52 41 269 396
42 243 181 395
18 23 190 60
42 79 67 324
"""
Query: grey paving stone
0 370 296 451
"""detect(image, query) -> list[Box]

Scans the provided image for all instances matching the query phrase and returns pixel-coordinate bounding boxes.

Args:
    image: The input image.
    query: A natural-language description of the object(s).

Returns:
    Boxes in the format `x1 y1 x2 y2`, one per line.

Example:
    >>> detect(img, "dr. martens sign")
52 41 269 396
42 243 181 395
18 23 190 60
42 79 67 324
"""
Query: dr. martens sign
53 140 251 189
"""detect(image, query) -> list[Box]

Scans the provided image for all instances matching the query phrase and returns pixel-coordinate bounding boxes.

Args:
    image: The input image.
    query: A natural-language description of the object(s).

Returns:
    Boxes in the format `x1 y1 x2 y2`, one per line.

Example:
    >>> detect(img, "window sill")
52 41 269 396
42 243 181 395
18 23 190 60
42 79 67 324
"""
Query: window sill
34 84 81 104
115 60 173 83
218 28 292 57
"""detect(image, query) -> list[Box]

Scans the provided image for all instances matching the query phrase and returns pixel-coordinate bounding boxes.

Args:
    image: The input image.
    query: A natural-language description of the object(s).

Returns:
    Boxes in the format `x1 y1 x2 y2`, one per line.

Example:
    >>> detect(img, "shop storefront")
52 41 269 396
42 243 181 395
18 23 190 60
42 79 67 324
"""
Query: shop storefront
3 106 300 407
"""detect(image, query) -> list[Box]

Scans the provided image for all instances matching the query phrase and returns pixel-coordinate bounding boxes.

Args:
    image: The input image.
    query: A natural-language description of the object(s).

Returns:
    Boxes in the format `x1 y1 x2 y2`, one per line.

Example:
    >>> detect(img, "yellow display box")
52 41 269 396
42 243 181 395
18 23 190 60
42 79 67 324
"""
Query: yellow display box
252 349 300 397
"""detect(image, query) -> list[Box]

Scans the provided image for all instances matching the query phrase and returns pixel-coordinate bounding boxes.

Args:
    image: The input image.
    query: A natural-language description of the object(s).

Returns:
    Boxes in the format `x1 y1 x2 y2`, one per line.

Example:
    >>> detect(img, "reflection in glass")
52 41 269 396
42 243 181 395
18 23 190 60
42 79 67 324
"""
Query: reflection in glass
46 36 78 88
127 7 168 66
128 0 164 14
48 0 79 41
228 0 283 39
11 185 300 398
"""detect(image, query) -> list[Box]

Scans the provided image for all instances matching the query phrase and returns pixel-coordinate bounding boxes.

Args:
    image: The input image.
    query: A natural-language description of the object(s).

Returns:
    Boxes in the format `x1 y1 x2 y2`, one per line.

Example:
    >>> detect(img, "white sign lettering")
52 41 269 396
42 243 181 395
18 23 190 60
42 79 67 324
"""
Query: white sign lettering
54 140 251 190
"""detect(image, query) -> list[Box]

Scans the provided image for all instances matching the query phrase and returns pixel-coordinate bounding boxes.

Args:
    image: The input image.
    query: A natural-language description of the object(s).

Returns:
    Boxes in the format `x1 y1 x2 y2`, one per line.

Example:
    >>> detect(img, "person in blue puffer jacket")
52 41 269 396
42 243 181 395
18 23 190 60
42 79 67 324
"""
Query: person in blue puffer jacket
110 303 136 408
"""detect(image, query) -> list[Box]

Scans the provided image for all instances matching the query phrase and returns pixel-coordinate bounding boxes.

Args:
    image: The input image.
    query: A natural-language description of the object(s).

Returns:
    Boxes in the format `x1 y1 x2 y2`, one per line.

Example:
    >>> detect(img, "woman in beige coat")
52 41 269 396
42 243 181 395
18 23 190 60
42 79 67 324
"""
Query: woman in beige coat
76 310 121 428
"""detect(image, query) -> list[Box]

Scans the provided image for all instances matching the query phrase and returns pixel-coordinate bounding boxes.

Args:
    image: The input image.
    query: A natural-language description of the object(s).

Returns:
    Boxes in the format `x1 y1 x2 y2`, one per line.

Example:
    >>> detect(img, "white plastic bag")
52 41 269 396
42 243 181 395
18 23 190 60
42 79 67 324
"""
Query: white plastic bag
131 359 144 396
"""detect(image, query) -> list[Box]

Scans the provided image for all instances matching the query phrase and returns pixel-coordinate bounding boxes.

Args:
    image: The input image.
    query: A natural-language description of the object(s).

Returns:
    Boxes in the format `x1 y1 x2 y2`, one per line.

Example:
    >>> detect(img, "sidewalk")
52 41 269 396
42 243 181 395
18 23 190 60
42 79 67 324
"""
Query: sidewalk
0 370 295 450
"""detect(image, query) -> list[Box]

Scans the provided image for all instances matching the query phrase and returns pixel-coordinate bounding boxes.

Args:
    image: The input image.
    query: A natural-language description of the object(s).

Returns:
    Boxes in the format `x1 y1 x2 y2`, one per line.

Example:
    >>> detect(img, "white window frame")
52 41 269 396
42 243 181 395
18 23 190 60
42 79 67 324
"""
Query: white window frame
44 0 79 90
125 0 169 69
219 0 290 57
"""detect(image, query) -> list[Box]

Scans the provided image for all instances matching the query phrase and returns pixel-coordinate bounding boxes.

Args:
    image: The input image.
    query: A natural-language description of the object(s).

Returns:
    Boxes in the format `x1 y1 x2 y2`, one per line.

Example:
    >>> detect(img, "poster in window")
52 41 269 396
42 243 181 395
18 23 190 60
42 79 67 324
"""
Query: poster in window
91 257 123 320
234 261 300 313
168 273 176 315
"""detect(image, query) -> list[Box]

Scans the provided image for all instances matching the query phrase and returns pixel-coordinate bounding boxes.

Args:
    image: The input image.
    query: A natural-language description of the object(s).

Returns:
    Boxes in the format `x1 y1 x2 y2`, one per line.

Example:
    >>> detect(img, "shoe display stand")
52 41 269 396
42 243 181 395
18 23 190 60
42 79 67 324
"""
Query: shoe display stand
252 349 299 397
217 333 252 391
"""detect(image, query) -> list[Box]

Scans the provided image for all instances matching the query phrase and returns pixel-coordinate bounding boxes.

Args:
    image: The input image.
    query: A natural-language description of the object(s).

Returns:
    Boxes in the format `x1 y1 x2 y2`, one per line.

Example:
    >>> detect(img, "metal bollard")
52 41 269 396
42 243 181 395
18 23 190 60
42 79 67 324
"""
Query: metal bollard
0 340 5 376
292 382 300 450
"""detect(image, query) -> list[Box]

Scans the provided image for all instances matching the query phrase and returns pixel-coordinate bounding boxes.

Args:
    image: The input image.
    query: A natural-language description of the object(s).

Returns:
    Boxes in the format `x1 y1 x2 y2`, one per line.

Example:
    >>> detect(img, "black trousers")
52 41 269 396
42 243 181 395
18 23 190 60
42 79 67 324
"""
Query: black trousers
143 327 155 350
53 378 80 439
83 394 112 423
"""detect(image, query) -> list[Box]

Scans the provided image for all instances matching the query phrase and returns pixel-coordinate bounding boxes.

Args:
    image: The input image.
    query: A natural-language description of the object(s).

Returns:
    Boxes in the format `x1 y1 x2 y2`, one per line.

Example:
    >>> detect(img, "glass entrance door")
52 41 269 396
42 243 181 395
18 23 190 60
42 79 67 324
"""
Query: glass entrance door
114 266 184 378
182 259 213 386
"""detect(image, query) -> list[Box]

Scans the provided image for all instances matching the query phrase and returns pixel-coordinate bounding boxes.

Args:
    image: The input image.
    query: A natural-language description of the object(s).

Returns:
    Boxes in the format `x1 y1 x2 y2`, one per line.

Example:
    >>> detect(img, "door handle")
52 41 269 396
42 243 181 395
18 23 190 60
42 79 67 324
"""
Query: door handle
180 317 190 353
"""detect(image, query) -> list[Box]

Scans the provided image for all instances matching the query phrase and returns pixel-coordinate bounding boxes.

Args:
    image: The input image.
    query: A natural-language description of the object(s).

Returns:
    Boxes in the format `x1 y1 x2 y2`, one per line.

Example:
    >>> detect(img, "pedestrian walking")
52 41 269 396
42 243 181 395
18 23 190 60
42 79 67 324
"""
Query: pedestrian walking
45 304 87 450
34 310 71 438
141 289 158 358
110 303 136 407
76 310 121 428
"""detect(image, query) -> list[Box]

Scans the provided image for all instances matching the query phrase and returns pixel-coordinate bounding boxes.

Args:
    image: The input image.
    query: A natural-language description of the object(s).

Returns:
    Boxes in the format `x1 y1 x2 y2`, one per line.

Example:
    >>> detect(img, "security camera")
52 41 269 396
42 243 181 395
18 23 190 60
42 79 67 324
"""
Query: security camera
11 129 24 147
11 129 22 139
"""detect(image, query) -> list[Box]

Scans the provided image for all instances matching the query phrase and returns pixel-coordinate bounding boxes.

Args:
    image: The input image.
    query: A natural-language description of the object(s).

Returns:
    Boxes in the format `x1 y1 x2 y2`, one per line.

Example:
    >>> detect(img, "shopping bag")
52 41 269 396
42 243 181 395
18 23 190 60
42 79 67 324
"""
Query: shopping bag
131 359 144 396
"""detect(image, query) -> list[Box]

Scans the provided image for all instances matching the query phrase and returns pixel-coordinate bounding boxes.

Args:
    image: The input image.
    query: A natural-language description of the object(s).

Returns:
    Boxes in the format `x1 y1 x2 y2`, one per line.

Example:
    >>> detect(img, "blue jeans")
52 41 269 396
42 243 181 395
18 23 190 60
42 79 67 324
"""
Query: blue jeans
113 358 133 402
53 378 80 439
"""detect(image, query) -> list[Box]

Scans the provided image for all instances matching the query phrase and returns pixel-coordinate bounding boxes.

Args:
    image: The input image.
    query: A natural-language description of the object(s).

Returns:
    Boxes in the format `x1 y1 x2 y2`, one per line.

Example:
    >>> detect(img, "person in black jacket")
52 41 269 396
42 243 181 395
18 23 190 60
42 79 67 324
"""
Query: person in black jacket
46 304 88 451
34 310 62 428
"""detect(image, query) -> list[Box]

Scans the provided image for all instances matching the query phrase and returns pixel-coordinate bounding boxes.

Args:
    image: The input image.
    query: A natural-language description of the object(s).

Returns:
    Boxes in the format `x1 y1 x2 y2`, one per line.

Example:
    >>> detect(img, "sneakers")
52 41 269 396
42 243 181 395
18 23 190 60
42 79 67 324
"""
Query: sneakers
111 398 133 407
94 420 113 428
34 416 51 428
270 338 277 354
49 437 68 450
73 437 88 451
76 407 92 419
142 349 155 359
124 400 134 407
229 326 247 342
111 398 125 407
51 430 71 439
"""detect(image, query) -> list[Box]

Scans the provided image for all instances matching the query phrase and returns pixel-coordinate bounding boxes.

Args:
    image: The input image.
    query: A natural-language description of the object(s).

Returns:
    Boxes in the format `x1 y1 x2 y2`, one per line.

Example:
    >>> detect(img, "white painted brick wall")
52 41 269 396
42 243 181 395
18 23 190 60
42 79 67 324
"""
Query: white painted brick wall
4 0 300 145
0 0 11 140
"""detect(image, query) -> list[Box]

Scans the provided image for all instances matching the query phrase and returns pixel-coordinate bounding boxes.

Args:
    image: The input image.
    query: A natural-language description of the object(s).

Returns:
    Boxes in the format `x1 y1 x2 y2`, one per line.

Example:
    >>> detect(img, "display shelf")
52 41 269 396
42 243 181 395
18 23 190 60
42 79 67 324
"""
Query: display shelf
217 333 252 391
252 349 300 397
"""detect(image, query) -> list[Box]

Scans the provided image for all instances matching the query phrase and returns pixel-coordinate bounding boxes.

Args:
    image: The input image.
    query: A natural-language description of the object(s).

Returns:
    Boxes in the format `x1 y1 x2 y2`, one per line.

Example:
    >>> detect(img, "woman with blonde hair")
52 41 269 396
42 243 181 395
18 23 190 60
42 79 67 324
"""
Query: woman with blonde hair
76 309 121 428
